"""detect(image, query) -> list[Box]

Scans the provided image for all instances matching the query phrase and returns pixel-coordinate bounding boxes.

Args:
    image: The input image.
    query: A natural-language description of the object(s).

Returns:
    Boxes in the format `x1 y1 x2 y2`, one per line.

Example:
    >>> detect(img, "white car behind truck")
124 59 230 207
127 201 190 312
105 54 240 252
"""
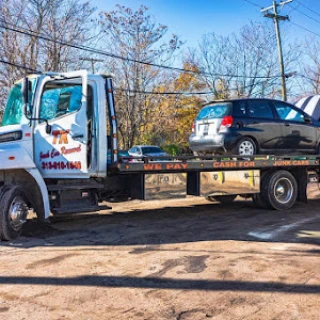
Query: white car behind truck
0 70 316 240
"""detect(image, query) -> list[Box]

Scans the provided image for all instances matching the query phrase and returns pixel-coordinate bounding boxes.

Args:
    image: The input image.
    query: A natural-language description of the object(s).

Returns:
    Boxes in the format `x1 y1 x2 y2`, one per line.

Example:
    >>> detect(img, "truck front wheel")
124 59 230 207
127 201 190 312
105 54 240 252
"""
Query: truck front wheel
260 170 298 210
0 186 29 241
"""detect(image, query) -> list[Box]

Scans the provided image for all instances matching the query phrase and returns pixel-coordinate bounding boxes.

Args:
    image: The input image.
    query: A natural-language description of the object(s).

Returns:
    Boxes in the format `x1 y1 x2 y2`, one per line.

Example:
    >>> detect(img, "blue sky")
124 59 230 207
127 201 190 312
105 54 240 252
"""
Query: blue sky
92 0 320 48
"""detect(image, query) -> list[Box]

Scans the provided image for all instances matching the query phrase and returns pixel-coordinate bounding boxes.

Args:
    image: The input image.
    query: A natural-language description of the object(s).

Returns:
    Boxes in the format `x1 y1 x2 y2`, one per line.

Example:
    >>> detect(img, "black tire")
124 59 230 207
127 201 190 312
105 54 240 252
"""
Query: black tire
260 170 298 210
0 186 29 241
206 195 237 204
252 193 270 209
233 137 257 156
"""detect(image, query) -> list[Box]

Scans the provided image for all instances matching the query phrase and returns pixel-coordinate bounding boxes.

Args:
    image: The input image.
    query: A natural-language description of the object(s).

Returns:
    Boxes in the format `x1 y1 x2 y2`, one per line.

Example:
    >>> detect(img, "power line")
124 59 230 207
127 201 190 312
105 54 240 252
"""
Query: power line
295 0 320 19
288 3 320 25
116 78 281 96
297 74 320 82
243 0 262 9
0 59 40 72
115 88 212 95
0 19 281 80
0 59 278 96
246 0 320 40
290 20 320 38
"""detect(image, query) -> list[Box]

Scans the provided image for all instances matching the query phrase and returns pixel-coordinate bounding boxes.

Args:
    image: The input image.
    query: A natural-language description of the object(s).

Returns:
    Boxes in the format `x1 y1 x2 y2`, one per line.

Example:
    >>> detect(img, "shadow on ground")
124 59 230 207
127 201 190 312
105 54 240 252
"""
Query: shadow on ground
1 198 318 249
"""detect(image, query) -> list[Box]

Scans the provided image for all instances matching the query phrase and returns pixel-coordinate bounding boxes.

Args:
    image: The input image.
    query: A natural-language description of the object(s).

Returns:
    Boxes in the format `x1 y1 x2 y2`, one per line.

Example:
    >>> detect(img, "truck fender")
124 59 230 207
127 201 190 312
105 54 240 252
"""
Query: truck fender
26 168 50 220
0 145 50 219
0 144 35 170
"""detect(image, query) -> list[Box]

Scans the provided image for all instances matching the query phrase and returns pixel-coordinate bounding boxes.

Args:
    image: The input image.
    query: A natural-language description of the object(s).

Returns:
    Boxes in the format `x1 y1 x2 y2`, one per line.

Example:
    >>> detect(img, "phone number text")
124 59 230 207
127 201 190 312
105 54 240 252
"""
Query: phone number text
41 161 82 170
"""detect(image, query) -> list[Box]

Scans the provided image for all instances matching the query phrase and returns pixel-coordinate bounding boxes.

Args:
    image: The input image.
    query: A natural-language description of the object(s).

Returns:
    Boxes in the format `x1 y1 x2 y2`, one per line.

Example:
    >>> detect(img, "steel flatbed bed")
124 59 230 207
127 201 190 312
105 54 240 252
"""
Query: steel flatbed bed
114 155 320 174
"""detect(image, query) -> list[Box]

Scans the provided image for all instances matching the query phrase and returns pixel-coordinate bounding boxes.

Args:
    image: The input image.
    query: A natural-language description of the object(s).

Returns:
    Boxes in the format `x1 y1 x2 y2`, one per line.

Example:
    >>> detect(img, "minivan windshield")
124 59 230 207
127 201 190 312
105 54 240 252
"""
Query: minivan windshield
196 103 231 120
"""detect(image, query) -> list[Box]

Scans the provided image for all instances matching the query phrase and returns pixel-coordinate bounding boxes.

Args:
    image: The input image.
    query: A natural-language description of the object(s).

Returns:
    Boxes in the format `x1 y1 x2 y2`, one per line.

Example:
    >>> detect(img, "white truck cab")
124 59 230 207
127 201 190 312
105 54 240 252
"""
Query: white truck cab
0 71 111 240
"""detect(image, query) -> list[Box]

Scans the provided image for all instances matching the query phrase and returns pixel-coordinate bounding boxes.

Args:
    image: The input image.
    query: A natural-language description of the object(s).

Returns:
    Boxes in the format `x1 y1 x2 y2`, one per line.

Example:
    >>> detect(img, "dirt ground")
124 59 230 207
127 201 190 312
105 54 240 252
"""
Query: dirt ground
0 185 320 320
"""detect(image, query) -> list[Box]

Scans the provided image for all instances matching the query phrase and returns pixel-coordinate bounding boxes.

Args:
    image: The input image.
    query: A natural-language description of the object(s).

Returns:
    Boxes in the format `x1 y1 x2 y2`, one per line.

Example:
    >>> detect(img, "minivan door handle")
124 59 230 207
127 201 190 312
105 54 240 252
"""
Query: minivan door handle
285 122 290 127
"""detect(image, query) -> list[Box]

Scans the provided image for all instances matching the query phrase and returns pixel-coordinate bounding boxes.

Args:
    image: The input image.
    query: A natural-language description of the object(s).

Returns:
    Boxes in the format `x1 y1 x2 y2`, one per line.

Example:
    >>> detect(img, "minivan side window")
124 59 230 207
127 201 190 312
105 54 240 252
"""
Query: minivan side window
233 102 247 117
273 102 305 123
247 100 274 119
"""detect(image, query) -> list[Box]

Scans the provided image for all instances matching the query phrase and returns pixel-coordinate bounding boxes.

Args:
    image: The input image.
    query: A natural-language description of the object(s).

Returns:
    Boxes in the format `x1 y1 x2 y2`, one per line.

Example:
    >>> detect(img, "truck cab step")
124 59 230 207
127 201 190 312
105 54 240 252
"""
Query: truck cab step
51 204 111 215
47 183 104 191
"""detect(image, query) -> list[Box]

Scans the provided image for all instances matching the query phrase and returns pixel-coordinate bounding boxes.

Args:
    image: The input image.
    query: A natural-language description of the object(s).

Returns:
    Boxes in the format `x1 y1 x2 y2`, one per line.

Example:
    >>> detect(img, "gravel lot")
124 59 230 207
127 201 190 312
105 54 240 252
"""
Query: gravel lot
0 184 319 320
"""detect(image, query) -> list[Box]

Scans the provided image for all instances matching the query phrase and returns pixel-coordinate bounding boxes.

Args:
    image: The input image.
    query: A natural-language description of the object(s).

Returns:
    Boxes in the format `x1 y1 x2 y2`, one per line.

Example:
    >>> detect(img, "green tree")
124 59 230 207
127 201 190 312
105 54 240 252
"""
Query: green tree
143 62 207 151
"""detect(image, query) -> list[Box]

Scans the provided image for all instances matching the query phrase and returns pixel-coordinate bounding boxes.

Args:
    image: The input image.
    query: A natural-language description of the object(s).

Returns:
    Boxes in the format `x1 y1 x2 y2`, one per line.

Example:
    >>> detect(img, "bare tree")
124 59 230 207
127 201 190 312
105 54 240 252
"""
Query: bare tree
0 0 96 111
41 0 95 71
195 22 298 99
100 5 183 148
300 36 320 94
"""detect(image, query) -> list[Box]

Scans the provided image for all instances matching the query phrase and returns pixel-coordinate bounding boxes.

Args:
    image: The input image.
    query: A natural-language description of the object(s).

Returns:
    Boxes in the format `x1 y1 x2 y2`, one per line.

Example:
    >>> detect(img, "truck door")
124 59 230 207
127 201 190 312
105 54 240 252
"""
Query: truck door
34 71 90 178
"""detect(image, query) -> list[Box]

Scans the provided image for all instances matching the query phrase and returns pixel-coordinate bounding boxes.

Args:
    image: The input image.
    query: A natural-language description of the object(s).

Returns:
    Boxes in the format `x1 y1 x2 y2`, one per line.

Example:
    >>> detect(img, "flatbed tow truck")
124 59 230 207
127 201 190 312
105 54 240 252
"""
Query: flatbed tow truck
0 70 318 240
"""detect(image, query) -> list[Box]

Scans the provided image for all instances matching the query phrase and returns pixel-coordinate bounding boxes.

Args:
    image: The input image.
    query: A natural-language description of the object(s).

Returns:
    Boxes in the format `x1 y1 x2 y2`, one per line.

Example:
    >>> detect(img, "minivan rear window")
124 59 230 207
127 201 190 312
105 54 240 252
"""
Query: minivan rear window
196 103 231 120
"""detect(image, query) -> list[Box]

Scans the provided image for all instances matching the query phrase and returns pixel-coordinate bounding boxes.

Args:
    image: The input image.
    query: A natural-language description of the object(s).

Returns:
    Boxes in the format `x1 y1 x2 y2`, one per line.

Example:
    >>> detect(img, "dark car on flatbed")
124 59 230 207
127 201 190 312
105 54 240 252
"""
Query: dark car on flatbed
189 98 320 156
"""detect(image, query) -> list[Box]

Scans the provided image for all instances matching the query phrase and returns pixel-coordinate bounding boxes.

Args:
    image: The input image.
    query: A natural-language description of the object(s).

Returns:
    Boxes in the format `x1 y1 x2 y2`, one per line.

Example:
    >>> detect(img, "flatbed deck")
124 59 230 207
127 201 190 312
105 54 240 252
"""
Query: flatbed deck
114 155 320 174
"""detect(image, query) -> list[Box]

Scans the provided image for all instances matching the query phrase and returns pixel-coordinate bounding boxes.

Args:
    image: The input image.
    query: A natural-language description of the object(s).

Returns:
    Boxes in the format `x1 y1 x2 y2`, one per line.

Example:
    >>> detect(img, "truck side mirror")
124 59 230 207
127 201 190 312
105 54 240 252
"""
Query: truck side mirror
46 124 52 134
21 78 30 118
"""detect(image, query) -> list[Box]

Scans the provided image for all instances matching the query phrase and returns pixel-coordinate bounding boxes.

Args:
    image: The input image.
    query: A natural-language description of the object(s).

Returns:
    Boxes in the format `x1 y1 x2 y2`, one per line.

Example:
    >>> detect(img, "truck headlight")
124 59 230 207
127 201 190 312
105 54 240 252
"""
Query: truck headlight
0 131 23 143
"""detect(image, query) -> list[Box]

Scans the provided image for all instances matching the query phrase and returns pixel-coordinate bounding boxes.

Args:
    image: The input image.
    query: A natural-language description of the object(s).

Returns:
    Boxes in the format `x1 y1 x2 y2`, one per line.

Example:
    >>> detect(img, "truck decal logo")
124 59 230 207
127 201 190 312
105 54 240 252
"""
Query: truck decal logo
52 130 70 144
143 163 189 171
40 149 60 161
51 149 60 158
61 145 81 155
40 151 50 160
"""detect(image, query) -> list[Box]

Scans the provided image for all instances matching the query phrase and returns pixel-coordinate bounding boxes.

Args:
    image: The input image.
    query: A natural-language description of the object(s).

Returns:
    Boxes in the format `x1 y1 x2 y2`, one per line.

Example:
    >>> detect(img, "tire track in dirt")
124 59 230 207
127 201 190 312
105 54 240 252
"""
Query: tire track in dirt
26 253 78 269
148 255 209 277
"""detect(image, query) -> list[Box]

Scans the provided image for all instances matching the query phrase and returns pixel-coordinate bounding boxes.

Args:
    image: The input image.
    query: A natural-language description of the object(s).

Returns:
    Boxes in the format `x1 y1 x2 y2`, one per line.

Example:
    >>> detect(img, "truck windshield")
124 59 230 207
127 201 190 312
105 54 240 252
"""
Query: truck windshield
1 80 34 127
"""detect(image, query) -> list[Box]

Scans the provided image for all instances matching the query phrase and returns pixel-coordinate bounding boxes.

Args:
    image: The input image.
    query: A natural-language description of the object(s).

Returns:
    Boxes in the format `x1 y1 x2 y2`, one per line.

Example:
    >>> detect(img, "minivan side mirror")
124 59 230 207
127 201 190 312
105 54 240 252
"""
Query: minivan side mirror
304 115 312 123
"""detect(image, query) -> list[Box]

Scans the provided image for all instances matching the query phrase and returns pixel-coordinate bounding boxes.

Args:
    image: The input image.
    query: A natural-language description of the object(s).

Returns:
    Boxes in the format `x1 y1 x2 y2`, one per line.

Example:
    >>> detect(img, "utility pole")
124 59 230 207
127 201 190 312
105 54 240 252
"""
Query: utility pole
261 0 292 101
80 57 104 74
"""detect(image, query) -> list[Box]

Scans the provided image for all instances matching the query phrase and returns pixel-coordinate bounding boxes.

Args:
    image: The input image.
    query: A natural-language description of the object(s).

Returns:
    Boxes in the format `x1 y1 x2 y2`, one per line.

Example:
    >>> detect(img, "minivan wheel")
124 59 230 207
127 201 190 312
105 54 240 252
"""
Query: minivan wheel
234 138 257 156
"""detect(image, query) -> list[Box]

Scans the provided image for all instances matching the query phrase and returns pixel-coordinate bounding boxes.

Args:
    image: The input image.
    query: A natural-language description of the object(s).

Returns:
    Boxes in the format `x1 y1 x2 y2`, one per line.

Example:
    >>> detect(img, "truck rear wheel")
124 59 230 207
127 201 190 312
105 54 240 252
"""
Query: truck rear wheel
0 186 29 241
252 193 270 209
206 195 237 204
260 170 298 210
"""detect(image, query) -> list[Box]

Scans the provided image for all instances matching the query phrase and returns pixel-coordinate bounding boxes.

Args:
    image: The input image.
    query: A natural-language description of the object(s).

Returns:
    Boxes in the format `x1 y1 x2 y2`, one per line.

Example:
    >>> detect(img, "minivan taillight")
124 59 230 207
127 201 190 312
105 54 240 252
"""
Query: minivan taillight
219 116 233 132
192 122 195 133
